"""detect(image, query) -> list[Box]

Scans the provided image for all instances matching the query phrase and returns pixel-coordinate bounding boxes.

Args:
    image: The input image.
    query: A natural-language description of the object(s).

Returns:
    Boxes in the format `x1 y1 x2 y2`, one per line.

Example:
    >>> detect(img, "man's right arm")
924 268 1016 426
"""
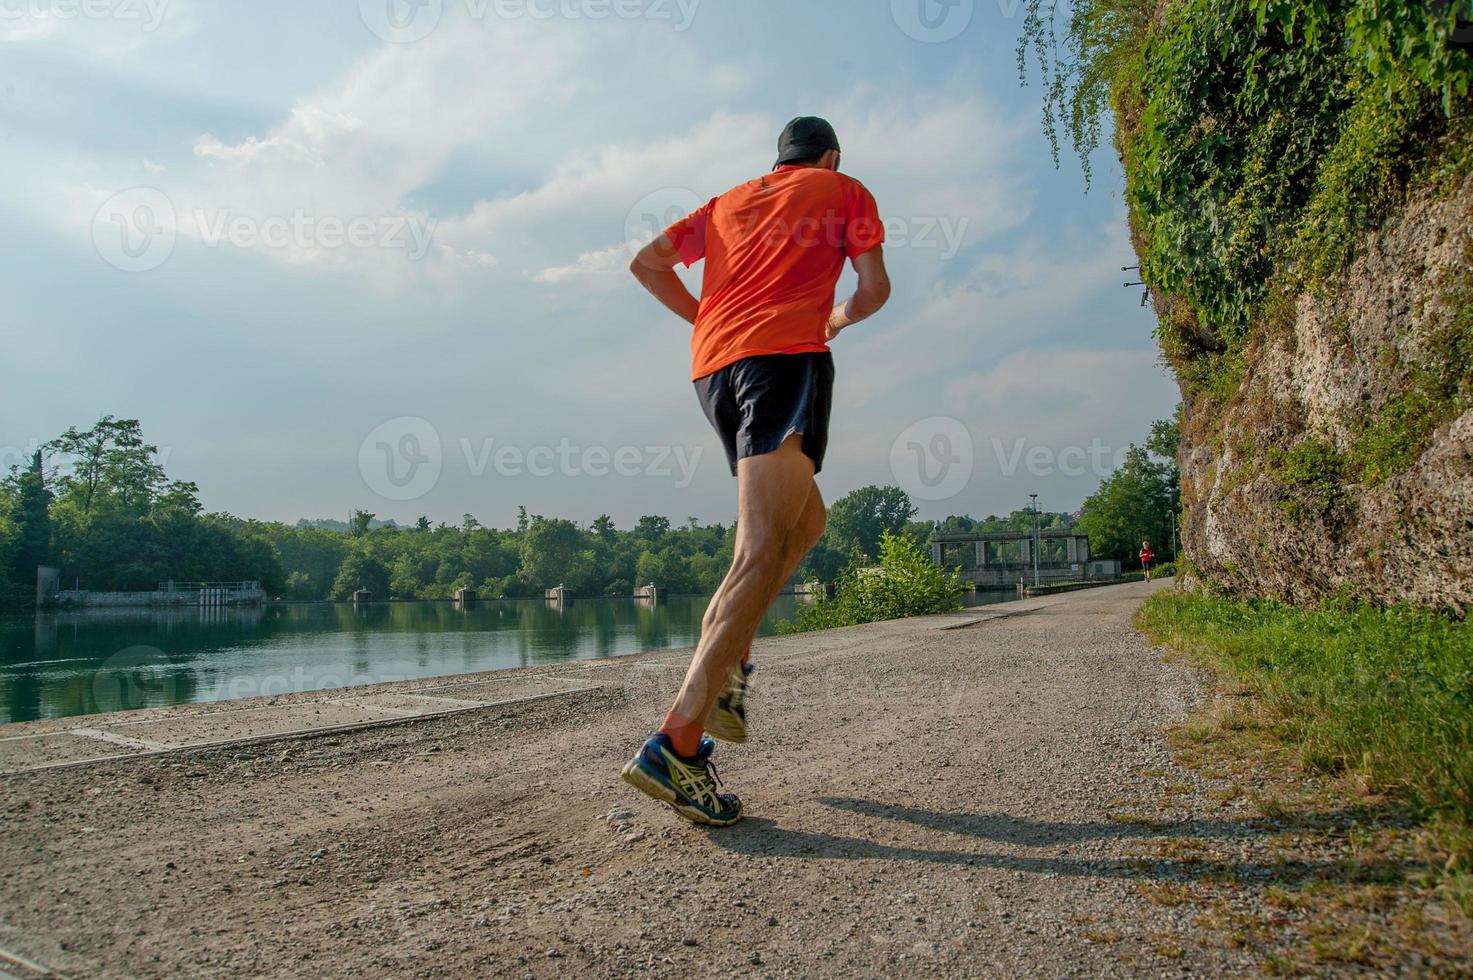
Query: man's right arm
826 245 891 340
630 234 701 326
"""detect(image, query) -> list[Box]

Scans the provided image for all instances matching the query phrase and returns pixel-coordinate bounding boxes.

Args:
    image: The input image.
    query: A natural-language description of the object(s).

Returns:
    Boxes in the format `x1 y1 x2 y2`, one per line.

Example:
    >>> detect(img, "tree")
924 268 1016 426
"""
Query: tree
635 547 695 593
48 418 165 516
633 515 671 542
519 517 592 590
825 486 918 560
1077 441 1179 566
350 510 375 537
0 508 15 602
12 451 52 591
47 416 118 516
331 552 390 599
1146 411 1181 462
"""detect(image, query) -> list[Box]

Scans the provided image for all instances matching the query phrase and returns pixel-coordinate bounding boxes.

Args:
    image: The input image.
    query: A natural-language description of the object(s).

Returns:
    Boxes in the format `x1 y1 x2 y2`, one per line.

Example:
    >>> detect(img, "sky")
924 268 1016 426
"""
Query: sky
0 0 1180 529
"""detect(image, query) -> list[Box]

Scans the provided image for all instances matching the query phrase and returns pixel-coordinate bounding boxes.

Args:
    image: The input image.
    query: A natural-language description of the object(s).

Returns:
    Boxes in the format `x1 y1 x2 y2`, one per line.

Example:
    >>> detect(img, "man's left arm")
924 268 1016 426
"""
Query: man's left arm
827 246 891 339
826 181 890 340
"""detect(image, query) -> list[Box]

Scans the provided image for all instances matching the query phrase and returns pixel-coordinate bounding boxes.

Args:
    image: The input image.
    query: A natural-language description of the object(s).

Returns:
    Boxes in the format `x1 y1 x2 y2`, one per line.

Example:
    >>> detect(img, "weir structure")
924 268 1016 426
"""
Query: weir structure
927 530 1119 589
47 580 267 608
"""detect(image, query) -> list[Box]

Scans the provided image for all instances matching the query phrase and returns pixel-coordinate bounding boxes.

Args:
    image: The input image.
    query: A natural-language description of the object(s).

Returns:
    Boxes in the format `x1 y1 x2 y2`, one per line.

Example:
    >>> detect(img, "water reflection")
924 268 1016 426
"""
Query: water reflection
0 592 1019 724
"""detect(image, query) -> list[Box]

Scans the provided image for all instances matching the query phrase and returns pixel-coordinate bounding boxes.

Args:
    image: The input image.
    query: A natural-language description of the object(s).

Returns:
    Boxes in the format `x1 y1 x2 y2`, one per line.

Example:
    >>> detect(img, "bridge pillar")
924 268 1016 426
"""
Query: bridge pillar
930 542 943 565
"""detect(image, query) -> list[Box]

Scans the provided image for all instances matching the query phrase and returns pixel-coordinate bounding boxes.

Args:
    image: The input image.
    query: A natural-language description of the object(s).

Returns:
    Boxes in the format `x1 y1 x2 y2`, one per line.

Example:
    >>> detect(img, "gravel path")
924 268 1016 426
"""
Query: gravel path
1 580 1268 978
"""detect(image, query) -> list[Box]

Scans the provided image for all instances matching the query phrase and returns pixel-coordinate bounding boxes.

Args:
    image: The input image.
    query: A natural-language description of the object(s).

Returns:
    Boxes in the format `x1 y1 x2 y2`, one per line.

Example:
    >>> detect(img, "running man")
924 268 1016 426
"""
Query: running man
621 117 892 826
1140 539 1155 582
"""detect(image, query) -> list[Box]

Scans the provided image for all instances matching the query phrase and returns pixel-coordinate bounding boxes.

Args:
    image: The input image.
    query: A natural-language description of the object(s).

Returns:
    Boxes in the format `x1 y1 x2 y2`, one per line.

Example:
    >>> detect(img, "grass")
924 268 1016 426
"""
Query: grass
1137 591 1473 906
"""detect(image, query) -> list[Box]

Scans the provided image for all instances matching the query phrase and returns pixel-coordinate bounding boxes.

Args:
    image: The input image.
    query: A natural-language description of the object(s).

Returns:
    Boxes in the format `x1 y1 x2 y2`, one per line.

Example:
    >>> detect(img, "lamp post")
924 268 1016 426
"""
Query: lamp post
1029 493 1041 588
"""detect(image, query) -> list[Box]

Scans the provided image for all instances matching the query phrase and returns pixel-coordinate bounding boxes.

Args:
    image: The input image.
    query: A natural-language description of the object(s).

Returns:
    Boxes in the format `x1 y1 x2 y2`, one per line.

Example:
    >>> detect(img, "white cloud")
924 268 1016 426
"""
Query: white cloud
942 347 1172 428
839 215 1136 407
532 243 629 286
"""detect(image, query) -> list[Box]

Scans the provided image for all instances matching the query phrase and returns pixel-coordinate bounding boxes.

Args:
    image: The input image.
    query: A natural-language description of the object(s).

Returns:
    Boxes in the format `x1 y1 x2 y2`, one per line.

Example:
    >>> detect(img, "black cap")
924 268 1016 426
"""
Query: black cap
775 116 840 168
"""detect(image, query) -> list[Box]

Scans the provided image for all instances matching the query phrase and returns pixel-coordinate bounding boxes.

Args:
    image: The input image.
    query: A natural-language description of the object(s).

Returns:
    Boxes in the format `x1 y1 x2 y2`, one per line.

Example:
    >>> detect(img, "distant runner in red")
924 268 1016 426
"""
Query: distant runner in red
1140 540 1155 582
620 117 892 826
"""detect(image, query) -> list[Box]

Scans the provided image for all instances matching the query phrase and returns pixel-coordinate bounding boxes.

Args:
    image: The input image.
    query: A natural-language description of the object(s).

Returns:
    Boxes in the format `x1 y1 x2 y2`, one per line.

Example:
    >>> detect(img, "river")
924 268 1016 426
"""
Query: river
0 593 1020 724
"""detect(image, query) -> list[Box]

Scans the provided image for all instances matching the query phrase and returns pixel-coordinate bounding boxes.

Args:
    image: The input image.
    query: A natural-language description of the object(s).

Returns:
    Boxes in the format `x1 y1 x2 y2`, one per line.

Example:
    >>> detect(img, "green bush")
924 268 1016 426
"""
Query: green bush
777 532 965 634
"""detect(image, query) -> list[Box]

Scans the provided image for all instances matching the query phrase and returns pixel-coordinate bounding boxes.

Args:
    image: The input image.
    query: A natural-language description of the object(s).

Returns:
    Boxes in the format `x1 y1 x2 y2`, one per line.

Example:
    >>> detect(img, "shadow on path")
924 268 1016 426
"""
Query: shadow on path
703 797 1413 889
816 796 1396 845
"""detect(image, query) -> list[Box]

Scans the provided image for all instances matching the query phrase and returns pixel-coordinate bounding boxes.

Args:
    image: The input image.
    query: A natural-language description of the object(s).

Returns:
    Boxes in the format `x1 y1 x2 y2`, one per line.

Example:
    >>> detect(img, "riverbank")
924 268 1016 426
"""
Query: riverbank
2 580 1466 976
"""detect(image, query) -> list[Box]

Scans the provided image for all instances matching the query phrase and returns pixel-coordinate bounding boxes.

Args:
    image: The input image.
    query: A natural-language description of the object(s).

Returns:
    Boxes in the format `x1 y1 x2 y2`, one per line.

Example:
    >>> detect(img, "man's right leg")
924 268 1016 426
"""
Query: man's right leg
621 435 817 825
664 435 818 744
703 481 826 667
705 483 824 743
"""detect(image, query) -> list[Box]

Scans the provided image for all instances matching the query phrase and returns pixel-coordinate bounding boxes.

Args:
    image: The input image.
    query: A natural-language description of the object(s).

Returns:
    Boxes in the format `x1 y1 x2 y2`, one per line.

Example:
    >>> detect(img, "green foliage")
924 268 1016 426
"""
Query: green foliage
1271 437 1349 525
1146 412 1182 461
0 513 15 602
777 532 965 635
6 452 53 601
1078 442 1180 565
1018 0 1154 186
1348 261 1473 483
331 552 390 599
1024 0 1472 385
1132 0 1355 345
796 485 919 585
1138 591 1473 861
518 517 595 592
823 485 918 560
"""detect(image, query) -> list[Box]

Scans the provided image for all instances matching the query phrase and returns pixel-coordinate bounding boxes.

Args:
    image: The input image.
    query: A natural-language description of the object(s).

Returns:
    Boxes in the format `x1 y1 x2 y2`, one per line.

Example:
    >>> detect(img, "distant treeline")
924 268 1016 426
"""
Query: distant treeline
0 416 1179 605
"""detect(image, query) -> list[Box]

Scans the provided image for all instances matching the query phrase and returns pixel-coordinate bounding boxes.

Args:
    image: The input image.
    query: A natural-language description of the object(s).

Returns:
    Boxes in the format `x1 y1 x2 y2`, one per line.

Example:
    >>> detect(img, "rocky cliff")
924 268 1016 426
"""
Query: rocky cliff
1091 0 1473 611
1179 177 1473 610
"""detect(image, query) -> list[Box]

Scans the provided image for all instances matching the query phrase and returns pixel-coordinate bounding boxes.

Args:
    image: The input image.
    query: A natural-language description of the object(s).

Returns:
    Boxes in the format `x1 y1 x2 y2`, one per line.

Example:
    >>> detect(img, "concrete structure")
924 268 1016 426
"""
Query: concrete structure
928 530 1108 589
35 567 60 607
633 584 667 601
453 587 478 605
793 582 834 600
51 581 265 609
352 590 374 605
544 585 570 604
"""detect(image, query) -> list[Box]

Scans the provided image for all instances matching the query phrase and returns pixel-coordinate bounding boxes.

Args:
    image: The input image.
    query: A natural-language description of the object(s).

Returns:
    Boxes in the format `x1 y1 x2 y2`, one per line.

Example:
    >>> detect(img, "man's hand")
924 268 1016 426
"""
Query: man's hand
630 234 701 325
825 246 891 340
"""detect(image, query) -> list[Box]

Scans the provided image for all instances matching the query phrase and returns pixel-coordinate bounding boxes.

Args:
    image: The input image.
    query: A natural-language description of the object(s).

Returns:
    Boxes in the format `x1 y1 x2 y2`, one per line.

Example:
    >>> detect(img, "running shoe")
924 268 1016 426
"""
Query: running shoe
706 662 754 744
620 733 743 826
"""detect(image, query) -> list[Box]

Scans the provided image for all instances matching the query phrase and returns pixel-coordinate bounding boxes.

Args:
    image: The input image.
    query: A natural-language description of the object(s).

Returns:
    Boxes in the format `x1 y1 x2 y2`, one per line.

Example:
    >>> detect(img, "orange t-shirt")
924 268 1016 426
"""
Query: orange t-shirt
663 166 885 380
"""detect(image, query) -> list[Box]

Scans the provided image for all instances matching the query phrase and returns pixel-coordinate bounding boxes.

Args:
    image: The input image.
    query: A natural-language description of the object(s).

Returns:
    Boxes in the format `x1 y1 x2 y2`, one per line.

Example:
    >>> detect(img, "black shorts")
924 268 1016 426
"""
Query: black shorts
694 352 834 476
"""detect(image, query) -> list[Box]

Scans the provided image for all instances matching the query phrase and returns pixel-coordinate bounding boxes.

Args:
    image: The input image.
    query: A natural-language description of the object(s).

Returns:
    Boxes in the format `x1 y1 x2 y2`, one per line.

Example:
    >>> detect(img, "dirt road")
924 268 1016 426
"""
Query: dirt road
2 581 1275 977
